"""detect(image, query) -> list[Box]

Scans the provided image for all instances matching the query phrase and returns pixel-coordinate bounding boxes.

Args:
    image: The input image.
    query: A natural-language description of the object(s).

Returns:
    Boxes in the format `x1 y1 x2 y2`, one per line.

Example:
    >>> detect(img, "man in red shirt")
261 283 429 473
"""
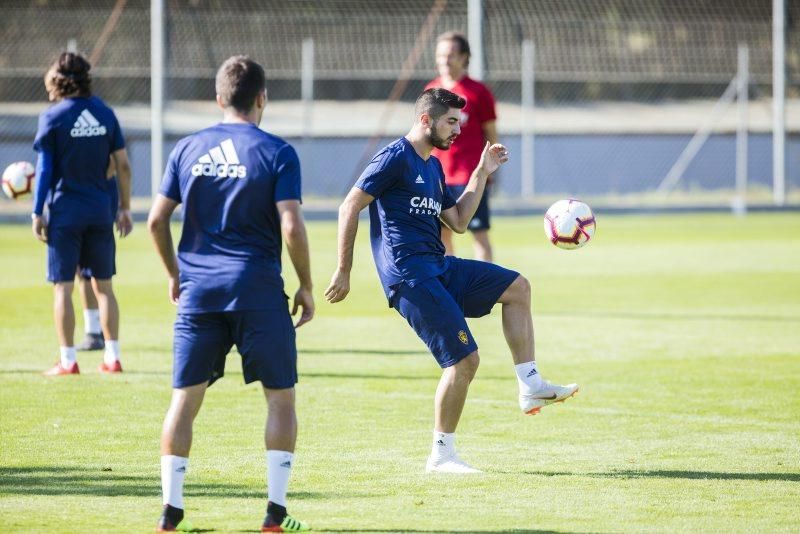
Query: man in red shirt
425 31 498 262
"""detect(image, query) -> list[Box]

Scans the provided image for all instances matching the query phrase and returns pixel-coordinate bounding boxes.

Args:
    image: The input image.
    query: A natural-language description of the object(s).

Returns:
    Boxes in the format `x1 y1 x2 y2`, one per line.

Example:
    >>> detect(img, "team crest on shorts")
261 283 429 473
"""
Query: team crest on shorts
458 330 469 345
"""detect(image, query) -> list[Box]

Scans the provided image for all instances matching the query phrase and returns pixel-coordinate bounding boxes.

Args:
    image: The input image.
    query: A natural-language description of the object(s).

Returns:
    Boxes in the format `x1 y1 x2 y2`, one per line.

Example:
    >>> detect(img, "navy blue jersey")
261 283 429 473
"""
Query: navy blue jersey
160 122 301 314
33 96 125 225
355 137 457 301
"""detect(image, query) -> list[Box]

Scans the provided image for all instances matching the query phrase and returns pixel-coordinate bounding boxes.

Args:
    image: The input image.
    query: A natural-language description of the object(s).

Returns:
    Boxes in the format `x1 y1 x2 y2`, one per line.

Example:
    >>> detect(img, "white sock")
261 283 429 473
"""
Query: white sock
104 340 120 365
161 455 188 509
266 450 294 506
59 346 76 368
83 309 101 335
430 431 455 461
515 361 543 395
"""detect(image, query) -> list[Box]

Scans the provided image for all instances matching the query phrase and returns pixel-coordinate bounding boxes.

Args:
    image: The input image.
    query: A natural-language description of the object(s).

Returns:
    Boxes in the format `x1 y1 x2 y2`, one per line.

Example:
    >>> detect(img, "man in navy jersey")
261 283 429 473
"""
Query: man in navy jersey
148 56 313 532
325 88 578 473
32 52 133 376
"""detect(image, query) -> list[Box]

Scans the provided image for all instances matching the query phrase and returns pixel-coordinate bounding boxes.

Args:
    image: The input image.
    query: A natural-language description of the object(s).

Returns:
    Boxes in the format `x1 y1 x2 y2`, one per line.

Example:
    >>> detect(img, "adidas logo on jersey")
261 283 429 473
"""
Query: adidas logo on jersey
415 175 425 184
191 139 247 178
70 109 107 137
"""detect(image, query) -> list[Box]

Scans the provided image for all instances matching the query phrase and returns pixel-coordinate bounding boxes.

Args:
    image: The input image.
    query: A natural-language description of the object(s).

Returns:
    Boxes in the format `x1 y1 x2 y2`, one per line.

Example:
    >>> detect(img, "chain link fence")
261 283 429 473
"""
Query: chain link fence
0 0 798 207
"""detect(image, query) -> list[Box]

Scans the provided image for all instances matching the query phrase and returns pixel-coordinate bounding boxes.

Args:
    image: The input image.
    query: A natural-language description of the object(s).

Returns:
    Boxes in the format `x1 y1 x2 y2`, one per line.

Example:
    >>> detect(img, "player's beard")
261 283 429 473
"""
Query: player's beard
428 127 455 150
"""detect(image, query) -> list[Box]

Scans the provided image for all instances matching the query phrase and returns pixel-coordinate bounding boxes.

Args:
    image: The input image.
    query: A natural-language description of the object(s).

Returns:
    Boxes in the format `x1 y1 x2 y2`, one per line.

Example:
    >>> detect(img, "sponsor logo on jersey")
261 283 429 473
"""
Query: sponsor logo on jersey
70 109 107 137
191 139 247 178
409 196 441 216
415 175 425 184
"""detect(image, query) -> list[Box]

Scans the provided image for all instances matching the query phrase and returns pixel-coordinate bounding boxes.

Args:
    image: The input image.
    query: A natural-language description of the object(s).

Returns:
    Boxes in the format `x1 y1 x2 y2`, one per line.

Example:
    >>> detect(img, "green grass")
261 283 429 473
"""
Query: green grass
1 213 799 533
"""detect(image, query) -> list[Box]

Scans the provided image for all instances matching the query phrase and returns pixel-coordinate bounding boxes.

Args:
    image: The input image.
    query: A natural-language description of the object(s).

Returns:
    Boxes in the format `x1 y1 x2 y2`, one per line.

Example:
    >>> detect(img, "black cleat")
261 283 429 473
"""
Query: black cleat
76 333 105 351
156 504 191 532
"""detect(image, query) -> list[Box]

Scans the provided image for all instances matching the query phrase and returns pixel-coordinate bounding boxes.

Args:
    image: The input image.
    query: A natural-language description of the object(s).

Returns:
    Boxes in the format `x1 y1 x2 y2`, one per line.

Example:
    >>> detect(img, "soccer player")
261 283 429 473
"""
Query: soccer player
32 52 133 376
148 56 313 532
77 161 122 352
425 31 498 262
325 88 578 473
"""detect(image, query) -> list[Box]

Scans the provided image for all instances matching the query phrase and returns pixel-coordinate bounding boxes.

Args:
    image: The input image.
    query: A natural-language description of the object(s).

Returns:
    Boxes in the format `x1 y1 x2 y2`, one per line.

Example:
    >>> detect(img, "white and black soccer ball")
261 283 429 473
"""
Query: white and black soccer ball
543 199 596 250
2 161 35 200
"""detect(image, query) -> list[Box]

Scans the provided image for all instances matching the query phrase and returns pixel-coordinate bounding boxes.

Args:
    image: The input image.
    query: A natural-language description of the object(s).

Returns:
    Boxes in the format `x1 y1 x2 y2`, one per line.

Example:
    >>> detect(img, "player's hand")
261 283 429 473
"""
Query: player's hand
477 142 509 177
324 269 350 303
116 209 133 238
32 215 47 243
168 275 180 305
292 286 315 328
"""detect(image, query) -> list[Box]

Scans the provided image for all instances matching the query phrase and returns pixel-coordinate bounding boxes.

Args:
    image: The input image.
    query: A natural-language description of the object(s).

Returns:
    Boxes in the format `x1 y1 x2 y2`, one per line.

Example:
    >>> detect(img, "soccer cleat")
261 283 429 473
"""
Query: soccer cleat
425 454 482 474
156 504 193 532
76 333 105 351
262 514 311 532
43 361 80 376
519 380 579 415
98 360 123 374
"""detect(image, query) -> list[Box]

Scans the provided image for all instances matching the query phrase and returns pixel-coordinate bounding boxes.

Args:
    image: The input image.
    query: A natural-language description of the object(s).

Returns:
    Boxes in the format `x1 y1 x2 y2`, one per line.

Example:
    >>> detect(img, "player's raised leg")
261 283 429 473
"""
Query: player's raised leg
91 278 123 373
427 352 482 473
157 382 206 532
261 387 309 532
497 275 578 415
44 281 79 375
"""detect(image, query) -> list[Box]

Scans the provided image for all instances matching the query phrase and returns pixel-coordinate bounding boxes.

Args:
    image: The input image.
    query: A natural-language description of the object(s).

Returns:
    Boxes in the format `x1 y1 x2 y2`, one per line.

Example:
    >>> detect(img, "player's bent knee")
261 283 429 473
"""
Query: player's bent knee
454 351 480 380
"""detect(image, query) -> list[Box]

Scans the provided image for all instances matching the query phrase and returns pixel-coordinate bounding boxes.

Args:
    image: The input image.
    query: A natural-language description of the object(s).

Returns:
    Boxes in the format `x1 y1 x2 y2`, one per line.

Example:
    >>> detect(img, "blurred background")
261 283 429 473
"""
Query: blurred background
0 0 798 213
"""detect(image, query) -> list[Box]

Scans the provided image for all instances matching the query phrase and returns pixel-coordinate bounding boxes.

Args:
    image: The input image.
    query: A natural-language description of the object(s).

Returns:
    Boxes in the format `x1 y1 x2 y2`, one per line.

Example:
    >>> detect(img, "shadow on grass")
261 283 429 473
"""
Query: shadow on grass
0 466 336 499
544 310 800 324
518 469 800 482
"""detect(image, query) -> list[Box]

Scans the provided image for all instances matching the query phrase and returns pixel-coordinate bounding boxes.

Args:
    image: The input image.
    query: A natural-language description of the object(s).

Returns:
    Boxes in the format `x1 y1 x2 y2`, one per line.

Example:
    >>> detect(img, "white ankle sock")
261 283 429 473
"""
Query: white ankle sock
431 431 455 460
83 309 101 335
161 455 188 509
515 361 543 395
266 450 294 506
59 346 76 368
104 340 120 364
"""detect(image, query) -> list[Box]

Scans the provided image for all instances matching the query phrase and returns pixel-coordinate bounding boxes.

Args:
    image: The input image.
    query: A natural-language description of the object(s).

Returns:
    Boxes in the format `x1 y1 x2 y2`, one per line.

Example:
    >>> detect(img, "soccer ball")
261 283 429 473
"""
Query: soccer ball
543 199 596 250
2 161 35 200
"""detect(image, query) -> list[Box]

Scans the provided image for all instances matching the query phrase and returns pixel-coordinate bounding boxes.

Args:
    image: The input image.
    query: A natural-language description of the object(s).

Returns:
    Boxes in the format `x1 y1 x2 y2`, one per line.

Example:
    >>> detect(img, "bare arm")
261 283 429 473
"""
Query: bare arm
277 199 314 328
324 186 375 303
147 193 180 304
111 147 133 237
482 120 498 145
439 142 509 233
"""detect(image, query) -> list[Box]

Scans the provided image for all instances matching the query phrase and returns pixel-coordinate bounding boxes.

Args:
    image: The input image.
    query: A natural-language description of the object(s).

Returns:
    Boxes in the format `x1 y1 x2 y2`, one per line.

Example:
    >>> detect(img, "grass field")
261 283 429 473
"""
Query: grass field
1 212 799 533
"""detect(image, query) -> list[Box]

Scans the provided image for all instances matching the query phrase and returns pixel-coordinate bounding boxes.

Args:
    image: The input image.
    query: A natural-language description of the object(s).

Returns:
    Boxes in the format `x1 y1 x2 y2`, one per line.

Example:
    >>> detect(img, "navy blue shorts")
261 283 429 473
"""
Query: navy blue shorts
392 257 519 368
447 184 491 231
172 308 297 389
47 223 115 282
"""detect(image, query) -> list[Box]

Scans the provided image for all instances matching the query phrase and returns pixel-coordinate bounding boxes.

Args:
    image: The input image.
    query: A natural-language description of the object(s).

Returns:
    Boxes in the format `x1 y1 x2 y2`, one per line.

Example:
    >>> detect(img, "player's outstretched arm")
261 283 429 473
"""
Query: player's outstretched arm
440 142 509 233
277 200 314 328
111 148 133 238
147 194 180 305
325 187 374 304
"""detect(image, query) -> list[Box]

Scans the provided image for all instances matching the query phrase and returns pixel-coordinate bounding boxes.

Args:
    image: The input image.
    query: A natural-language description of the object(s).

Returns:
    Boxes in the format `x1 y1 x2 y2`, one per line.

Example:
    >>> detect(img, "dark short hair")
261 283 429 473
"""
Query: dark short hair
414 88 466 122
437 31 471 65
215 55 266 113
46 52 92 98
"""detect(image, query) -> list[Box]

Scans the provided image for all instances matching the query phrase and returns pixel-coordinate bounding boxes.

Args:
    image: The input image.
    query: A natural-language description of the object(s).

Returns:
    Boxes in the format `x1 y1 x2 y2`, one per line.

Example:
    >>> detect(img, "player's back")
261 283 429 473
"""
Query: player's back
162 122 301 313
34 96 124 225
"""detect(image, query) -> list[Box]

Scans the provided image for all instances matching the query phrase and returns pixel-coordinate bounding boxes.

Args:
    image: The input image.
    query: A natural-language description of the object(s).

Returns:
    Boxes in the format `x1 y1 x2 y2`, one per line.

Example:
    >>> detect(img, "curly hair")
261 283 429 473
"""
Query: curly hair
45 52 92 98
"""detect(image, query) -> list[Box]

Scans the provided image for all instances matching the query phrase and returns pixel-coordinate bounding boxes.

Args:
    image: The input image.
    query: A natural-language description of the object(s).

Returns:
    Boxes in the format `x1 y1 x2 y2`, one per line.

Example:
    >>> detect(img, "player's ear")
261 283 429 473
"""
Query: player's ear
420 113 432 128
215 94 225 110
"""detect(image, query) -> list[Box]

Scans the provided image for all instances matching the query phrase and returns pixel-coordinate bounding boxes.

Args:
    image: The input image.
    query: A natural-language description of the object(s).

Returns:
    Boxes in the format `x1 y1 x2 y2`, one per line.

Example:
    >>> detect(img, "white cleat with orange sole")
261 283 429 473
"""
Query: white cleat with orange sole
520 381 579 415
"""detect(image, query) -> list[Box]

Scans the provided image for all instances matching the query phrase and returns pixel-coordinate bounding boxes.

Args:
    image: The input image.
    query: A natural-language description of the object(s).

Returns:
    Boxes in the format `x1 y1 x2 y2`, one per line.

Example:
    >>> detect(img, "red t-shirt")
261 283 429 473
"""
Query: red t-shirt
424 76 497 186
